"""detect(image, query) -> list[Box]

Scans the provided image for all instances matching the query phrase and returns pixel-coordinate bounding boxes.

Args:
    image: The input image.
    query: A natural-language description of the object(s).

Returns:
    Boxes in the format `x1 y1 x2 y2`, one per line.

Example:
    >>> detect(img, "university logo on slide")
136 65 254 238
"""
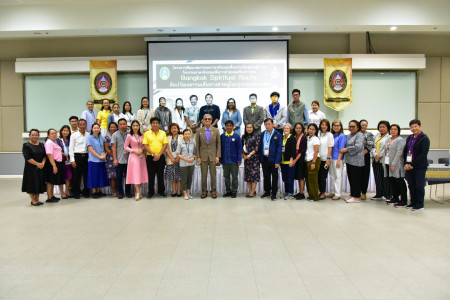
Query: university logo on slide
329 70 347 93
94 72 112 95
159 67 170 80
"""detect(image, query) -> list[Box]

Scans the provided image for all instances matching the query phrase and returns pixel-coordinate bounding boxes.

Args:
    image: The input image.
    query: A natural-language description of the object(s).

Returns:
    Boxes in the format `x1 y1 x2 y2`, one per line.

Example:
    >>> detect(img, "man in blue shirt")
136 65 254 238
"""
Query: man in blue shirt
220 120 242 198
80 100 98 133
198 93 221 128
259 118 282 201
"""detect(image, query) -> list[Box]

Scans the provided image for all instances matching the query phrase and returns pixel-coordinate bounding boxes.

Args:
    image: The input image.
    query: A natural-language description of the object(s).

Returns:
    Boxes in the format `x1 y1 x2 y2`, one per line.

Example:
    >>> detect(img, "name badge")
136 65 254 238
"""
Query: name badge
164 126 168 131
384 156 389 164
264 147 269 156
371 148 376 153
282 147 285 153
143 125 147 129
406 154 412 163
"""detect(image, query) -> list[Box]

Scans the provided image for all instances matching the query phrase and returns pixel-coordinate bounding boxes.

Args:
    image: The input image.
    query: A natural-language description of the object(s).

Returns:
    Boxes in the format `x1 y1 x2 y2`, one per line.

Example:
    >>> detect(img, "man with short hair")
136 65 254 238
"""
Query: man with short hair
69 119 90 199
69 116 79 133
154 97 172 134
198 93 220 128
196 114 221 198
80 100 98 132
259 118 282 201
143 117 168 198
220 120 242 198
288 89 309 126
243 93 265 135
264 91 287 135
184 95 201 134
111 118 131 199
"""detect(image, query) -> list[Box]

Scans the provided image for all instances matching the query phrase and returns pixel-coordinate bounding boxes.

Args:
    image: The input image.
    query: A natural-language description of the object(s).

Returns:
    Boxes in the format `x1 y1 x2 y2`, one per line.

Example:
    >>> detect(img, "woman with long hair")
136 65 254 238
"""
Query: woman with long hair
97 99 112 137
293 122 307 200
124 120 148 200
305 123 320 201
242 123 260 197
136 97 154 132
280 123 297 199
172 98 187 132
58 125 72 199
122 101 136 128
221 98 243 136
317 119 334 199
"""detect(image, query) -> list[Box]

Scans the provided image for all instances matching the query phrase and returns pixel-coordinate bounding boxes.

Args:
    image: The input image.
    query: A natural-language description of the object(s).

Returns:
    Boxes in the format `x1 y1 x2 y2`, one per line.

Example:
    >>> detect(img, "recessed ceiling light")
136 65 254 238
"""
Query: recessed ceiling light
272 26 279 31
390 26 397 31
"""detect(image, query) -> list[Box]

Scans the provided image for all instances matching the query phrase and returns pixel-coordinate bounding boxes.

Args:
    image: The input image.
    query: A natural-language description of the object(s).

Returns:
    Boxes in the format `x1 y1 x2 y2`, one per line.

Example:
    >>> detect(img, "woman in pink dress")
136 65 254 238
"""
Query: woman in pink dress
124 120 148 200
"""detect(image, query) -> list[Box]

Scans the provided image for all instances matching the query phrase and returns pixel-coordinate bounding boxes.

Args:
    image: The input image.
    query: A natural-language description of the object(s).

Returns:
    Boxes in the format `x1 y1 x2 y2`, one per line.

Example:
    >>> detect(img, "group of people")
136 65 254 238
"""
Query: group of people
21 90 430 211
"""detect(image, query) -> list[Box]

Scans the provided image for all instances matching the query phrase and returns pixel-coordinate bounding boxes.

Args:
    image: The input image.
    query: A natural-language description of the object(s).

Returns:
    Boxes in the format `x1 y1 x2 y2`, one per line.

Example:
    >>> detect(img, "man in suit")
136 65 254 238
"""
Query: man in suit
196 114 221 198
243 93 265 135
259 118 282 201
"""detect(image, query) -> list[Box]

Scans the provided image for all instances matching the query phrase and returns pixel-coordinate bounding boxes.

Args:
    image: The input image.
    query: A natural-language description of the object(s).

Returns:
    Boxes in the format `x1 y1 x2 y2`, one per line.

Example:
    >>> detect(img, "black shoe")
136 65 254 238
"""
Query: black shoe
231 193 237 198
83 194 91 198
261 192 271 198
51 196 60 200
126 194 133 198
31 202 42 206
46 198 58 203
118 194 124 199
411 207 424 211
100 192 106 197
223 192 232 197
394 202 407 208
92 193 99 199
271 195 276 201
147 194 154 199
159 193 167 198
293 193 300 198
177 193 182 197
406 204 414 209
387 199 398 205
171 193 177 197
296 193 305 200
73 195 80 199
216 163 221 167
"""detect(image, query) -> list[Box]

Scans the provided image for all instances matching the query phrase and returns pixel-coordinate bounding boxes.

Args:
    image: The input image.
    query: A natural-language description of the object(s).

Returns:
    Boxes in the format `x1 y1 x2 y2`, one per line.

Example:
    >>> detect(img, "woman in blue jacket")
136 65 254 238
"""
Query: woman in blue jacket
221 98 242 136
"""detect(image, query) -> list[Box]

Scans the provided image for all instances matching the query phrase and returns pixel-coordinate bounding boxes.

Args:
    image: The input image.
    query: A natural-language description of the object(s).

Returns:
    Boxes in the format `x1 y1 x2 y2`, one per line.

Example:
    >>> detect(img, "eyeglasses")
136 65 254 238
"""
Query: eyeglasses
348 126 356 128
333 124 341 127
204 118 212 121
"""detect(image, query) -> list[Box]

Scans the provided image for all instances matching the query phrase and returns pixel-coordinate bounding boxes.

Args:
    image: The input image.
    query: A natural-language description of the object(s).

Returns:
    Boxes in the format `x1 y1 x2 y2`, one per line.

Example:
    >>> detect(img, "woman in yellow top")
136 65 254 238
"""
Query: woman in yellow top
280 124 297 200
96 99 112 137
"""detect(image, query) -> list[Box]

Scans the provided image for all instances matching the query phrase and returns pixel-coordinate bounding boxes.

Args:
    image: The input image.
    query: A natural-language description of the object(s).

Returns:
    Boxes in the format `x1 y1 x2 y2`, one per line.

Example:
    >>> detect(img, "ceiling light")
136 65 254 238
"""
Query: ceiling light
390 26 397 31
272 27 279 31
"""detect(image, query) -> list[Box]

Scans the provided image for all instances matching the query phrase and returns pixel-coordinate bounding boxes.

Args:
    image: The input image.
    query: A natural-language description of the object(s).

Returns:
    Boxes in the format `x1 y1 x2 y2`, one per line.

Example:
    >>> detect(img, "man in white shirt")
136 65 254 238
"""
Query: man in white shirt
80 100 98 133
69 119 90 199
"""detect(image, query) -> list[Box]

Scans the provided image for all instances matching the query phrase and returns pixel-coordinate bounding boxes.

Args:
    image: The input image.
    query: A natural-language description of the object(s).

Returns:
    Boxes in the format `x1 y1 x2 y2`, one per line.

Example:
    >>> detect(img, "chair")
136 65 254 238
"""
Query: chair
438 158 449 165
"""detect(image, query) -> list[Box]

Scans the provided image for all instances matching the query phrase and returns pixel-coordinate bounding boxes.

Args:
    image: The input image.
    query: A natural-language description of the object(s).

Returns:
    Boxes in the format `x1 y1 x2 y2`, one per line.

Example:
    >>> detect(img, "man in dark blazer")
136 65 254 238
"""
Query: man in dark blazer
243 93 265 135
196 114 221 199
259 118 282 200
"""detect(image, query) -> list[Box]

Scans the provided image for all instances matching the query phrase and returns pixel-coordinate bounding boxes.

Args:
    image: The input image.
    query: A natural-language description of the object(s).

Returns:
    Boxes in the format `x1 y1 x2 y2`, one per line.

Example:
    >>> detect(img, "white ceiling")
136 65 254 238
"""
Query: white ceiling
0 0 449 38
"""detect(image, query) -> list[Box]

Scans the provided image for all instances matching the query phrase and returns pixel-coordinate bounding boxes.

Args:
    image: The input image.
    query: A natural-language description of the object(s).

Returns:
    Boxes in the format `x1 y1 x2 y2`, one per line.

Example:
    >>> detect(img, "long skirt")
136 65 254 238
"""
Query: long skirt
87 161 110 189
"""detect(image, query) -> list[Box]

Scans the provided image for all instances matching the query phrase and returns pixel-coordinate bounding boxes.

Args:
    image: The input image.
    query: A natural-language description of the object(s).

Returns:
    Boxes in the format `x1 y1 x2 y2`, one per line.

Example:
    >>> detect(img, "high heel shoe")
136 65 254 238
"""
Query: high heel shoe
135 193 141 201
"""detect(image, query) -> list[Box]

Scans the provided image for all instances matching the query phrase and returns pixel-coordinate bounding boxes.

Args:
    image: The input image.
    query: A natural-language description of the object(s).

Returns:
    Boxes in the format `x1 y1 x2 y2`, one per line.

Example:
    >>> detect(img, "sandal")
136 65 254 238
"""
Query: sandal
332 196 340 200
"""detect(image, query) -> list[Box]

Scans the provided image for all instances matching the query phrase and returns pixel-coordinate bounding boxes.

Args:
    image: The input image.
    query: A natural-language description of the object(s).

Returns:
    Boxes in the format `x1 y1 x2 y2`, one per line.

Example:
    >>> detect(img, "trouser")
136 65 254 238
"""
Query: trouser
146 156 166 196
389 177 407 204
72 153 89 197
262 156 279 196
318 160 329 193
405 168 426 208
306 158 321 200
361 153 371 194
329 159 343 196
116 163 131 196
347 164 364 198
223 163 239 193
200 158 217 193
373 161 391 198
280 164 295 194
181 165 195 191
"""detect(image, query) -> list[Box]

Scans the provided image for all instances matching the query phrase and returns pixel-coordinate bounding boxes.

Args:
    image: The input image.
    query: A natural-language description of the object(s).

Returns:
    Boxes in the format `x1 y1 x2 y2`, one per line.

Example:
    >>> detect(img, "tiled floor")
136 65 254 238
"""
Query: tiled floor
0 178 449 299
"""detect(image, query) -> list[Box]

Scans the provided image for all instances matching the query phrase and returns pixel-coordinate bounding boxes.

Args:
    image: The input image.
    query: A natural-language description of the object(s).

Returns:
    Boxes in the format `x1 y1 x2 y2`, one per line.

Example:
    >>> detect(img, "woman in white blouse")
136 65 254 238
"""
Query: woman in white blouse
308 100 327 126
122 101 136 128
317 119 334 199
372 120 391 200
136 97 154 133
305 123 320 201
171 98 187 132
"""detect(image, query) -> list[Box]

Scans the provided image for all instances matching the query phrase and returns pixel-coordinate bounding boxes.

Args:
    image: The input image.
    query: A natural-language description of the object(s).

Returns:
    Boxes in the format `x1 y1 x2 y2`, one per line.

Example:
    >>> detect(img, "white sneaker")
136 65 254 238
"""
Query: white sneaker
346 198 360 203
411 207 424 211
184 196 189 200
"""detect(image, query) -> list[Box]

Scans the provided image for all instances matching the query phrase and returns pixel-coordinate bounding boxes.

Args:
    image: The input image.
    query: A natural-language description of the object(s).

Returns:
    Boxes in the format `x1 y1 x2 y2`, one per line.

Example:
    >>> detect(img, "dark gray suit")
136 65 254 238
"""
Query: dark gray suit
243 105 265 135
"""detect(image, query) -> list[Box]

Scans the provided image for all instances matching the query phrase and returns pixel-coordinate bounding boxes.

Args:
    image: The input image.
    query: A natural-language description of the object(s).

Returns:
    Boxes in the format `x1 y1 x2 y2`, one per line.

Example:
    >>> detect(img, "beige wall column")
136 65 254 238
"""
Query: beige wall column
349 33 366 54
0 61 24 151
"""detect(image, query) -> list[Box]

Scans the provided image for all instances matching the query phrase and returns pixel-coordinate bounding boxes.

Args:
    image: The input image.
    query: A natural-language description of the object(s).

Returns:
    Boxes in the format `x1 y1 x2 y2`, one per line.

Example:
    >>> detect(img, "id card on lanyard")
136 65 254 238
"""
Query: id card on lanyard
264 131 274 156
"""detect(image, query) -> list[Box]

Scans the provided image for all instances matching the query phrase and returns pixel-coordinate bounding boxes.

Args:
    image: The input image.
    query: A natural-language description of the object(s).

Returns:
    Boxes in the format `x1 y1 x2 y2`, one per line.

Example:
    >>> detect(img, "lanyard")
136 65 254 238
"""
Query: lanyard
184 140 190 155
120 132 127 144
144 109 148 120
283 134 290 146
264 130 274 146
89 110 95 118
134 134 141 149
171 136 178 152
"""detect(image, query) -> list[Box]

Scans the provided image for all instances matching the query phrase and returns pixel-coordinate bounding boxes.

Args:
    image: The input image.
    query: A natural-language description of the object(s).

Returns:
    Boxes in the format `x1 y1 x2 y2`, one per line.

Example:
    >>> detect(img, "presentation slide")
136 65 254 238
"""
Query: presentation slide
148 40 288 133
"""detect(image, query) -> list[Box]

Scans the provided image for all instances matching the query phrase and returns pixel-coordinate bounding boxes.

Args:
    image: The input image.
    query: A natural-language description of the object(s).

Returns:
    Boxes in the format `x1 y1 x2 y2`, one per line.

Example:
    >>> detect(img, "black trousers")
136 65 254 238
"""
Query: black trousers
389 177 407 204
72 153 89 197
361 153 371 194
262 156 279 196
318 161 329 193
346 164 364 198
373 161 391 198
405 168 427 209
116 163 131 196
146 156 166 196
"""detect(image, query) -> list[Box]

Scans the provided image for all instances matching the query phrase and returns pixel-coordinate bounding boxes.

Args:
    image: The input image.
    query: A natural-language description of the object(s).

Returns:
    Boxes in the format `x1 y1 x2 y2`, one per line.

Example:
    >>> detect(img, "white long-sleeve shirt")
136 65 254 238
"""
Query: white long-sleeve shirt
69 131 90 162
